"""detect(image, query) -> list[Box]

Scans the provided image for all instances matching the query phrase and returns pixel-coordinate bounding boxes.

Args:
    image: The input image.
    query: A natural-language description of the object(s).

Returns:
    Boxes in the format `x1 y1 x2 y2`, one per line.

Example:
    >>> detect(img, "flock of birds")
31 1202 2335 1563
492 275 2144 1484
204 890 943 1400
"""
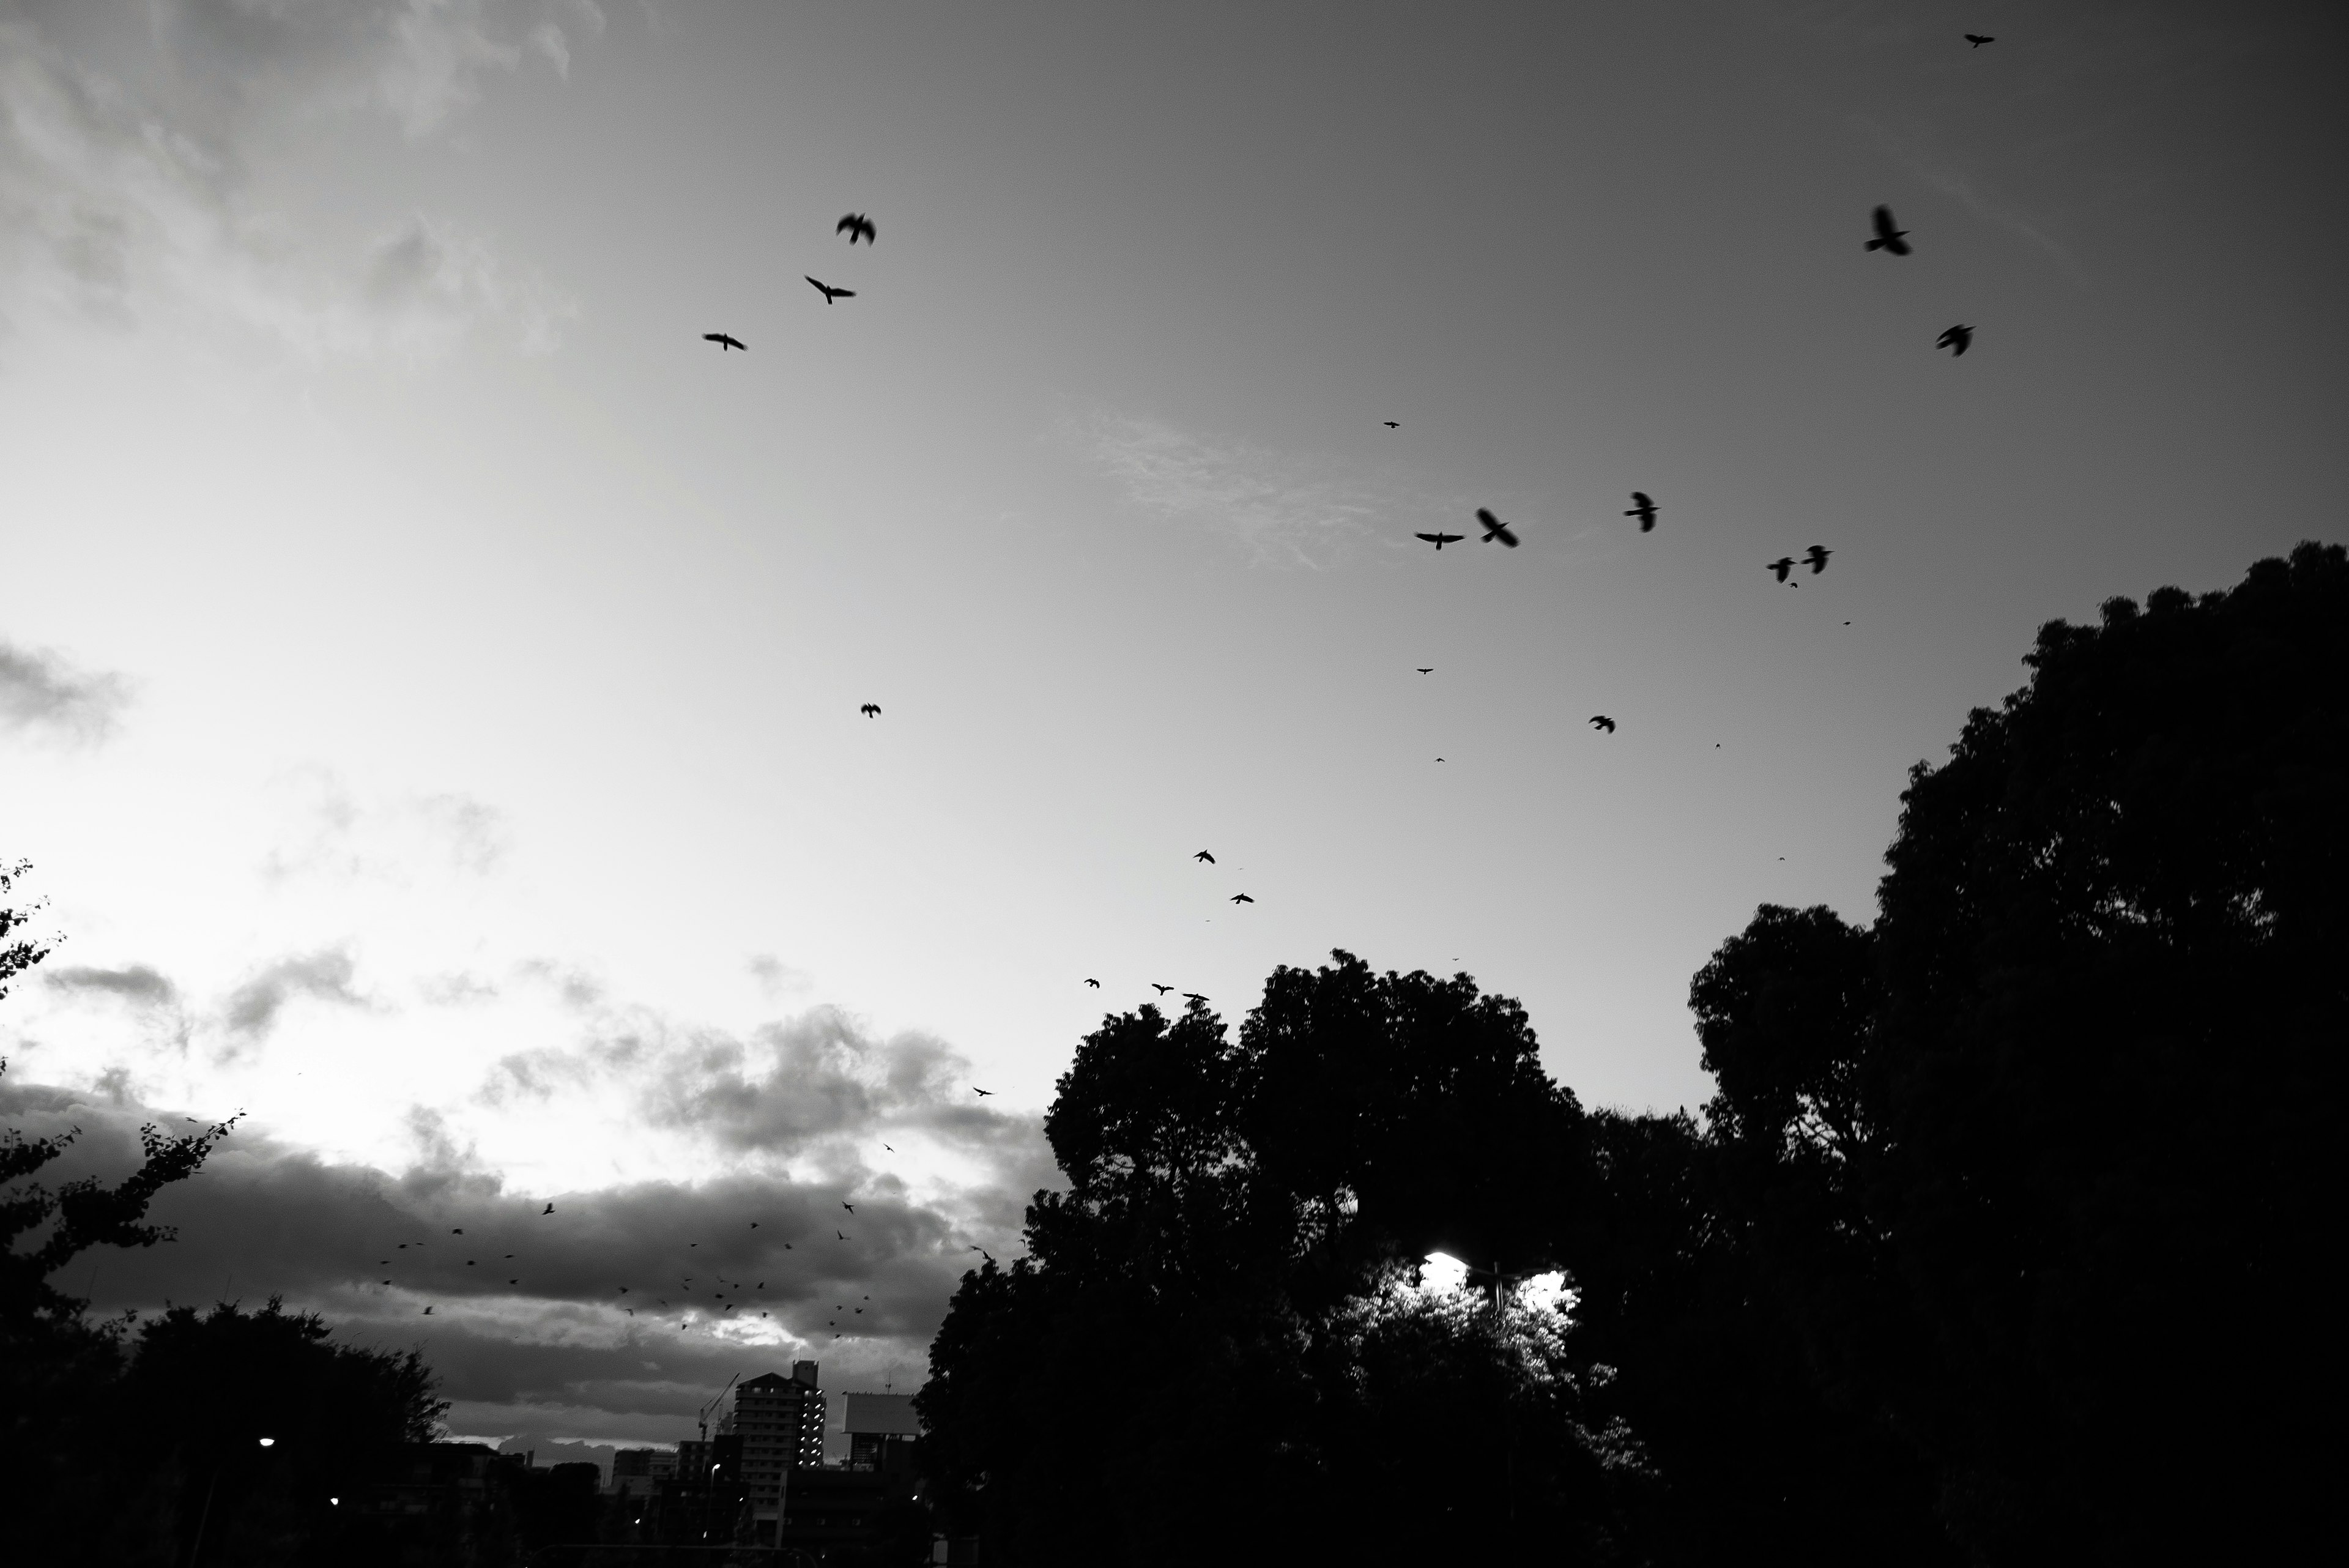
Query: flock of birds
375 32 2006 1351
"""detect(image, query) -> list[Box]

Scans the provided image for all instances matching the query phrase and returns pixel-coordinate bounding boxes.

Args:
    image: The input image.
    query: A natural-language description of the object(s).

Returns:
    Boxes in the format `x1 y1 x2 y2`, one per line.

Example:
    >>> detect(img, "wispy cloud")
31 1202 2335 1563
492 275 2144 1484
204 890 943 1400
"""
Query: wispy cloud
0 637 131 742
260 770 512 884
1858 117 2075 269
0 4 586 352
223 948 369 1037
43 963 179 1007
1074 412 1441 566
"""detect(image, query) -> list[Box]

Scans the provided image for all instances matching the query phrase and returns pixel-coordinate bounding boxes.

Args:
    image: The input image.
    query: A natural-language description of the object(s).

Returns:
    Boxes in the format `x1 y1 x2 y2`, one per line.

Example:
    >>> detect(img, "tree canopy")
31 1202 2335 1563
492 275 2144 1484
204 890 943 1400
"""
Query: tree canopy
922 542 2345 1567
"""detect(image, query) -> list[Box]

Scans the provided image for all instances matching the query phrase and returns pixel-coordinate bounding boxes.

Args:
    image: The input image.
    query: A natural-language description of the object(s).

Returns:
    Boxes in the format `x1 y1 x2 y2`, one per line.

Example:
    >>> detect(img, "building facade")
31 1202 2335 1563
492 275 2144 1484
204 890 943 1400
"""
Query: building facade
734 1362 826 1537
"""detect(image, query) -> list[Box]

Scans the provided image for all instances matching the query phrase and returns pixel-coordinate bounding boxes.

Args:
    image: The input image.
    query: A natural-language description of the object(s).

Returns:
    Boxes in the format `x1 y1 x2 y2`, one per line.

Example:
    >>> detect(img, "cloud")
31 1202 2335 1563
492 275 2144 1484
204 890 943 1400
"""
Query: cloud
43 963 179 1006
0 638 131 741
1075 412 1427 566
0 4 585 352
1 1069 1029 1444
261 771 512 883
223 948 368 1036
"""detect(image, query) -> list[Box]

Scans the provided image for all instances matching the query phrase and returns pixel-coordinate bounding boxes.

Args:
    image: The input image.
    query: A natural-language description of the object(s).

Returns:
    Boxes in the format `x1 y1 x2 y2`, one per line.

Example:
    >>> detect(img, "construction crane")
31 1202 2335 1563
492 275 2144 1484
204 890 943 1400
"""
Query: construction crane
697 1373 739 1443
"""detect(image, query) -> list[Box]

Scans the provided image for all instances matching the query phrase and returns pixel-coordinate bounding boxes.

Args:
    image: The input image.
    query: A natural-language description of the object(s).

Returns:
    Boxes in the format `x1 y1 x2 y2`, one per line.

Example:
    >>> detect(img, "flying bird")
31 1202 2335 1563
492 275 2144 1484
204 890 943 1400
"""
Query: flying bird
423 1306 434 1315
1230 893 1255 904
703 332 746 352
837 213 877 245
451 1228 463 1235
542 1203 555 1216
1589 715 1616 734
1151 983 1174 995
842 1202 855 1214
1768 557 1797 583
1085 978 1100 987
1625 492 1658 532
1414 531 1464 551
1475 508 1520 548
1803 545 1833 574
1416 667 1433 674
1382 421 1400 429
1965 34 1994 47
860 703 881 717
837 1230 848 1241
1866 206 1912 255
1182 992 1208 1004
806 276 856 303
1937 324 1973 356
1194 850 1215 863
972 1087 995 1097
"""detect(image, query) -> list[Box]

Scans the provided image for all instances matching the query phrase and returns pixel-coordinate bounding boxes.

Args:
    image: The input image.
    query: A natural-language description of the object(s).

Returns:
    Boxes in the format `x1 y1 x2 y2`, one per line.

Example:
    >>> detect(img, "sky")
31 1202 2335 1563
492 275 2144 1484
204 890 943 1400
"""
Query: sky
3 0 2343 1451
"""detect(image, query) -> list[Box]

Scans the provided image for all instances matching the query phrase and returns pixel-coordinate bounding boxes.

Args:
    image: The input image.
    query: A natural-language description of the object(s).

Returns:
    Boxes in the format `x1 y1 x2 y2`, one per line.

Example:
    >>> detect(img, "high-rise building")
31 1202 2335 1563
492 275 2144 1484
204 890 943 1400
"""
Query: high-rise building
733 1362 825 1534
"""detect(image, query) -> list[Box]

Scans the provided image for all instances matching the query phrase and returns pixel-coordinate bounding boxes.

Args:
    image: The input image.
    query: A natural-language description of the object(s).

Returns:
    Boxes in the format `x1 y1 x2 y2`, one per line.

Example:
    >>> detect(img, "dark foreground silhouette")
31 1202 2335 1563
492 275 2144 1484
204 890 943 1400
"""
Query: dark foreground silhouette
918 543 2345 1568
4 545 2340 1567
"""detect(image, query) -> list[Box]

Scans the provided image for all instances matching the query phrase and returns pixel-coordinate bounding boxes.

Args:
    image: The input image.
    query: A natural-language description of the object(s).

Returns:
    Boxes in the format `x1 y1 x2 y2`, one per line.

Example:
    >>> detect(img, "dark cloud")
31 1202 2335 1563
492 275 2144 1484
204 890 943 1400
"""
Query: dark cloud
640 1008 1037 1159
43 964 179 1007
0 639 131 742
2 1073 1039 1445
222 949 366 1036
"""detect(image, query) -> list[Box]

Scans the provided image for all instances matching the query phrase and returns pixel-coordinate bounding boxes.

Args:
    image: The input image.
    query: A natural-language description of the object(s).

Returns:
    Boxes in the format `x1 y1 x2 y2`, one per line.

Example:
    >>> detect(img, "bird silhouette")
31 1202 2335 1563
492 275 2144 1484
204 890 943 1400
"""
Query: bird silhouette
1965 33 1994 47
703 332 746 352
837 1230 848 1241
423 1306 434 1315
1084 978 1100 987
860 703 881 717
1151 983 1174 995
1416 667 1433 674
806 276 856 303
1475 508 1520 548
842 1202 855 1214
542 1203 555 1216
1804 545 1833 574
1768 557 1797 582
1589 715 1616 734
978 1249 995 1263
1866 206 1912 255
972 1087 994 1097
1182 992 1208 1004
1194 850 1215 863
1382 420 1400 429
1937 324 1973 356
837 213 877 245
451 1228 463 1235
1230 893 1255 904
1414 531 1464 550
1625 492 1658 532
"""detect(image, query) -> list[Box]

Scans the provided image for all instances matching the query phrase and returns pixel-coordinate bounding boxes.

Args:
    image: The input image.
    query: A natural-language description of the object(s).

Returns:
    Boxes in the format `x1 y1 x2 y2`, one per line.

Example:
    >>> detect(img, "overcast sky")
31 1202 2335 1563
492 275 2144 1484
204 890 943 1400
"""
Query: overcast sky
4 0 2342 1447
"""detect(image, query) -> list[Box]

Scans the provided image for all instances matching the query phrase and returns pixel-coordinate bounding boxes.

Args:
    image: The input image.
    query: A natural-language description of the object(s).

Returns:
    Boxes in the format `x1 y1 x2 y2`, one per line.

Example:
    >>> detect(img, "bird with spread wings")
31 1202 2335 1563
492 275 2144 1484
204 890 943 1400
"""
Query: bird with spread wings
837 212 876 245
1476 508 1520 548
806 276 857 303
703 332 746 352
1414 530 1464 551
1866 205 1912 255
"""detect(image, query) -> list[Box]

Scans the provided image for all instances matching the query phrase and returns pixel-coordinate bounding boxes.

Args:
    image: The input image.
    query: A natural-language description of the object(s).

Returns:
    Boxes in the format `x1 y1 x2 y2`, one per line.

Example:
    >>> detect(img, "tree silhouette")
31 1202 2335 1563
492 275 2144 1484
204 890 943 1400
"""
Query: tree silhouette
921 965 1644 1567
1688 542 2347 1561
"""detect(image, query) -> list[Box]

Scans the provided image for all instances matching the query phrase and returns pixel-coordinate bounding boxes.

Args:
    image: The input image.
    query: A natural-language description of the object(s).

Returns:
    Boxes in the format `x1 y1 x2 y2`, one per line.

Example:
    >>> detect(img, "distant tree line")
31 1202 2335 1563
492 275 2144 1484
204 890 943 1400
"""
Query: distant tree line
919 541 2344 1566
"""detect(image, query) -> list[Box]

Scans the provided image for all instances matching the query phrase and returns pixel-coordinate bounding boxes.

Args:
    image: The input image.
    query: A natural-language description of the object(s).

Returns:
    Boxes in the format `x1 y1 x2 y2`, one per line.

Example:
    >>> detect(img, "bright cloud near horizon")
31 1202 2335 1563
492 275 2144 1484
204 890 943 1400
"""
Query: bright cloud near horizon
4 1 2343 1447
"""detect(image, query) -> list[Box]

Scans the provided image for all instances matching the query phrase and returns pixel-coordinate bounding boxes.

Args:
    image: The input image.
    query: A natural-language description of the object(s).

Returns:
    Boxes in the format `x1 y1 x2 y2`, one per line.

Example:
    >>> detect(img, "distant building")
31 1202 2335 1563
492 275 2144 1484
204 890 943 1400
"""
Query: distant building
844 1392 922 1475
735 1362 826 1540
610 1446 678 1499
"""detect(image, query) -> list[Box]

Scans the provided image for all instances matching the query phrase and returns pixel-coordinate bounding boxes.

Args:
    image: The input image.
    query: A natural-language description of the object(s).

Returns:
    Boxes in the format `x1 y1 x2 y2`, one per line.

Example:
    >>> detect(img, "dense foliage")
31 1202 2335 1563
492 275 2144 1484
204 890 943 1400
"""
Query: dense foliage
919 958 1647 1568
924 542 2344 1566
